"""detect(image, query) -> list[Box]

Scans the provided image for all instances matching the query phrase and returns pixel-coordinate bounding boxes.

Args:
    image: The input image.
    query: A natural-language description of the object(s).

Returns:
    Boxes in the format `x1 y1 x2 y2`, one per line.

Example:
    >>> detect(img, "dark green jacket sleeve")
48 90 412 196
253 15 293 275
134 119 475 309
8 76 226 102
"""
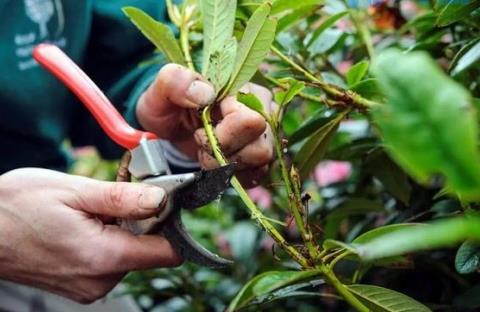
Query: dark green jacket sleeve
69 0 167 159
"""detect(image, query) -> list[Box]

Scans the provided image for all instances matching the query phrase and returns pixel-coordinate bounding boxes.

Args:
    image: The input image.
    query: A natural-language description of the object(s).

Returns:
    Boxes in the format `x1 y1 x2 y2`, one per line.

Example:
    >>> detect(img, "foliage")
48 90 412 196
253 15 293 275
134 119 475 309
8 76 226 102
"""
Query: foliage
72 0 480 311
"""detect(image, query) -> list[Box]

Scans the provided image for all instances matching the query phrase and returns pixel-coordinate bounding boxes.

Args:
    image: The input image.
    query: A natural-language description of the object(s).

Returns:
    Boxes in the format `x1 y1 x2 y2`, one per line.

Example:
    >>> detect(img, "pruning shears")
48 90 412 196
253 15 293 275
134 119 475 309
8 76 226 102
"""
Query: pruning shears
33 44 234 269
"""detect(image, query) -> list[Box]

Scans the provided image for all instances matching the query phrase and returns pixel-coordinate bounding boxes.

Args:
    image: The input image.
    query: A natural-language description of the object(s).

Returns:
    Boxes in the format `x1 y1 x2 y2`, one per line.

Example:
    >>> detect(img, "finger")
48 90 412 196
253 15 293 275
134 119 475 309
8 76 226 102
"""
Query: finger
72 179 167 219
198 131 273 170
194 97 267 156
140 64 215 113
102 227 183 272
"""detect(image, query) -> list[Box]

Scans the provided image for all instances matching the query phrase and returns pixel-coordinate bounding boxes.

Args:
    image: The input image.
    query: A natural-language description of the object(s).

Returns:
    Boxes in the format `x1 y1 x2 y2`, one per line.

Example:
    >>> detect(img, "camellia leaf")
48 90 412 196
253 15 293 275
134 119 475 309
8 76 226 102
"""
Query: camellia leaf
123 7 186 66
271 0 324 15
237 92 266 116
450 38 480 76
294 111 347 179
200 0 237 76
324 198 386 239
224 3 277 97
206 37 237 93
347 284 432 312
352 224 424 245
306 11 348 48
372 49 480 201
455 241 480 274
274 78 305 107
364 151 412 205
348 224 424 267
249 279 326 307
355 214 480 261
350 78 384 101
346 60 369 87
276 5 316 33
435 0 480 27
288 113 335 146
227 270 320 311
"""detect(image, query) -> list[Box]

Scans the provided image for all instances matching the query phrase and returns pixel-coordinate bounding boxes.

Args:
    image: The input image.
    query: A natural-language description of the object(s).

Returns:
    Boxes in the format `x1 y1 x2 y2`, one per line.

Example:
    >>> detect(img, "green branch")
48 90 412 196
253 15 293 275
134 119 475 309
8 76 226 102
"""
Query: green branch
201 106 311 268
271 46 380 110
320 264 370 312
269 119 320 261
180 5 194 71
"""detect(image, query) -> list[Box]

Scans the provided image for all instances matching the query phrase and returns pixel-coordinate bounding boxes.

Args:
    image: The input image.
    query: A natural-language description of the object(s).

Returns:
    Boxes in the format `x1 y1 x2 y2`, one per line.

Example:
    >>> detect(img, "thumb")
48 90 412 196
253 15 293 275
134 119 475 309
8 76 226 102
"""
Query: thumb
139 64 215 114
71 178 167 219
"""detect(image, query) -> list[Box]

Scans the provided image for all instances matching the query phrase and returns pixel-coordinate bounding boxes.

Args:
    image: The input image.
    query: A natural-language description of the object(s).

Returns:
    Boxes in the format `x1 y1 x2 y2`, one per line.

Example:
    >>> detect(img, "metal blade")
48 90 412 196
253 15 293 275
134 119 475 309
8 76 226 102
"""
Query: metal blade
162 210 234 268
173 164 235 210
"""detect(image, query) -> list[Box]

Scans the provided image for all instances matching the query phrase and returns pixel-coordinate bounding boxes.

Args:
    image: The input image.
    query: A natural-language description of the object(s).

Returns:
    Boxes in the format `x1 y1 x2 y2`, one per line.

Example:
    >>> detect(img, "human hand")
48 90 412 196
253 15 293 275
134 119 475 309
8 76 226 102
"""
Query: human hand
0 168 182 303
136 64 275 188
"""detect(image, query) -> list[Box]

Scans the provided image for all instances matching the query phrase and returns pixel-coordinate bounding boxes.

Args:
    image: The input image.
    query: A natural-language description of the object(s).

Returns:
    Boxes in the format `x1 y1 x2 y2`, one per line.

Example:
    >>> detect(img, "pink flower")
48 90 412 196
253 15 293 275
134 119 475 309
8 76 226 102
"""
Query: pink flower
248 186 272 209
314 161 352 187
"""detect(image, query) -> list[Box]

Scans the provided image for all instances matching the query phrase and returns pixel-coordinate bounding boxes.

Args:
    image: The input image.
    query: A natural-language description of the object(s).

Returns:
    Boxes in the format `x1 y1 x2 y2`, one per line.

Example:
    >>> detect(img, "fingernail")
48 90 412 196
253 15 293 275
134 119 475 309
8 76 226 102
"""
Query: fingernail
186 80 216 107
138 187 167 210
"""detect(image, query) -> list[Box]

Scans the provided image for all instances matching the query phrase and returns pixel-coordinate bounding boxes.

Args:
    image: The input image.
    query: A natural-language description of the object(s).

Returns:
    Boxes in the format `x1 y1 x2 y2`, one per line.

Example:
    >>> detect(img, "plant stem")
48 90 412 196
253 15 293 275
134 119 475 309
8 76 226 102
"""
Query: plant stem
265 74 320 103
180 7 194 71
320 265 369 312
329 250 352 269
271 46 380 110
270 129 320 261
201 106 311 268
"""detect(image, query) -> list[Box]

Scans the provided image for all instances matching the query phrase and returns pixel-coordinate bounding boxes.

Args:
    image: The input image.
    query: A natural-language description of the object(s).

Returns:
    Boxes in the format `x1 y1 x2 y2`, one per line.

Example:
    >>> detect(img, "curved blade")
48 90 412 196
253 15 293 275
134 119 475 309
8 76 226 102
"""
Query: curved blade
173 164 235 210
162 210 233 269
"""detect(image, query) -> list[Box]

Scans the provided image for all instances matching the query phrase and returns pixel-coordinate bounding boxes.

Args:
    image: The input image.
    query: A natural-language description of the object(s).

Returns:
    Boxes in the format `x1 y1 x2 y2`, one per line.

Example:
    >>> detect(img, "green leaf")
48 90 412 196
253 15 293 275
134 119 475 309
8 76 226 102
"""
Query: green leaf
294 111 346 178
352 224 424 245
271 0 324 15
349 224 423 267
308 28 345 55
350 78 384 100
347 284 432 312
288 113 335 146
355 215 480 261
227 270 320 311
346 60 369 87
455 241 480 274
274 78 305 107
249 279 327 307
306 11 348 48
201 0 237 75
323 239 359 253
328 138 379 161
436 0 480 27
237 92 266 116
276 5 316 33
364 151 411 205
372 49 480 201
324 198 386 239
225 3 277 96
123 7 186 65
206 37 238 92
227 221 260 263
450 38 480 76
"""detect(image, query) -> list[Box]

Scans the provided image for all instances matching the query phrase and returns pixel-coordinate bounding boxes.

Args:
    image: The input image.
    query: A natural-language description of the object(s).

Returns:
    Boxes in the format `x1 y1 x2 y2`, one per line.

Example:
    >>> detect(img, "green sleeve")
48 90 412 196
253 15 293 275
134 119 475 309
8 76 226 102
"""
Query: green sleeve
69 0 168 159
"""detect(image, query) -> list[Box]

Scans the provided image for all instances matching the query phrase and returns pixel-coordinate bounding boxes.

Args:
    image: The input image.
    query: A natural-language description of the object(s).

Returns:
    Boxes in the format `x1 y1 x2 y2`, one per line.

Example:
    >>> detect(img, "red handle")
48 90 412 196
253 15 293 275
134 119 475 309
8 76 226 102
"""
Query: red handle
33 44 157 150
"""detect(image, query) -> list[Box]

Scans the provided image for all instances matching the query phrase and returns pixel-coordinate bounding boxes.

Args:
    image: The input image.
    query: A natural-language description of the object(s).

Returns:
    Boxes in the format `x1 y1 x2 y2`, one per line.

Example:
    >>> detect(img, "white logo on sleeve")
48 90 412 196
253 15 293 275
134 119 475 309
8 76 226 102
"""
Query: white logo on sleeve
24 0 55 39
16 0 66 71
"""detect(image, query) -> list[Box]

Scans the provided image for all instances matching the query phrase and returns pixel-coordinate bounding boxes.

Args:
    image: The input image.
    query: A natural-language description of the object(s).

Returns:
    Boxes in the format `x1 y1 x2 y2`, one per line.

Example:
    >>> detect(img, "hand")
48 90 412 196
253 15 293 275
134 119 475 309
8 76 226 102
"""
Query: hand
136 64 275 188
0 168 182 303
